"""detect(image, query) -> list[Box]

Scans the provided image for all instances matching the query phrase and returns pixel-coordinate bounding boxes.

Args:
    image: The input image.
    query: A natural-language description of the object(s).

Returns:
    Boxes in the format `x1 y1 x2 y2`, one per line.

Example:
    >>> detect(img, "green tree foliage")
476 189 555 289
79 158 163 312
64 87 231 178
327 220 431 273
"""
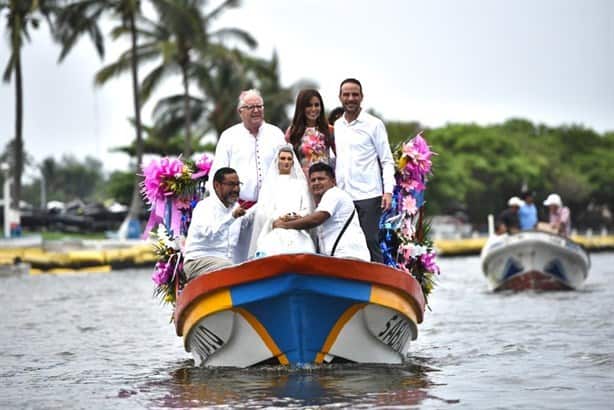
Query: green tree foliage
150 50 313 148
386 119 614 229
96 0 257 157
55 0 146 226
104 170 135 205
20 155 106 204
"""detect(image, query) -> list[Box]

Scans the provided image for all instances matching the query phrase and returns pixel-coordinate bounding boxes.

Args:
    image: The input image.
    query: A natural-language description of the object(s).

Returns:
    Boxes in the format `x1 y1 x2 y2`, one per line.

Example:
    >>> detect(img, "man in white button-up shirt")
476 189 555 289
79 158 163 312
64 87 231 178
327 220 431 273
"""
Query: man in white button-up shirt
209 89 286 204
333 78 395 263
183 167 250 279
208 89 286 261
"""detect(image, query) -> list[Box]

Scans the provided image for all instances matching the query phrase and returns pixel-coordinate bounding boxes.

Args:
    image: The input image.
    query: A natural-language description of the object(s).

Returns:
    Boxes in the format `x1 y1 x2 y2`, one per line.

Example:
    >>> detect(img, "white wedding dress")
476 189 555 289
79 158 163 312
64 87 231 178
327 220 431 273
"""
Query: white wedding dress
248 146 316 258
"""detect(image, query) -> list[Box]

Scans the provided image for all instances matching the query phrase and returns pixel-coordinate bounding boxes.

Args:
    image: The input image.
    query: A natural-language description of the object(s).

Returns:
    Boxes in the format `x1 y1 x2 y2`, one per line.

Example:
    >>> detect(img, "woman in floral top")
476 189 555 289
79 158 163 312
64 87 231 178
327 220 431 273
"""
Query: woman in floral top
285 89 335 176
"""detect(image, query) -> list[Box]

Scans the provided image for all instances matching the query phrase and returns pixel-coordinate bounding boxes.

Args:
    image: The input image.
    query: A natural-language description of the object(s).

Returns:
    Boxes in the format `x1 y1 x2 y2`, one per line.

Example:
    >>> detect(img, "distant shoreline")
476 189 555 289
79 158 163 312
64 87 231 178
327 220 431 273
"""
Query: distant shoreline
1 235 612 274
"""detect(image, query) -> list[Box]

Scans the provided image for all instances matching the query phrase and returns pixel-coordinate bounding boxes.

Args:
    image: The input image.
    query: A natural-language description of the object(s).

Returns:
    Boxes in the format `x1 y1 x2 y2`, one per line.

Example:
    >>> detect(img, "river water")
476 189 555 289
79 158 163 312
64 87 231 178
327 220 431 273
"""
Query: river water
1 253 612 409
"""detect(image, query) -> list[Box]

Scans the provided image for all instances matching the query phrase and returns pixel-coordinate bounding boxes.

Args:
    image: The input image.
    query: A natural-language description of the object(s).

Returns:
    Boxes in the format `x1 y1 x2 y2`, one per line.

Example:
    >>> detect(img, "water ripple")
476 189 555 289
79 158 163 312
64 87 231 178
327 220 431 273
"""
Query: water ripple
1 256 613 409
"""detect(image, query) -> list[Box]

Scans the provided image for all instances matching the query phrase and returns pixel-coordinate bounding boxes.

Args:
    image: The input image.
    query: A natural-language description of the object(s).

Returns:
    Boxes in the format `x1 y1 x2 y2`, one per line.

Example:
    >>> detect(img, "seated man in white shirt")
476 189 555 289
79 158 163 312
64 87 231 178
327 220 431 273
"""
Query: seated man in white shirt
183 167 250 279
272 163 370 261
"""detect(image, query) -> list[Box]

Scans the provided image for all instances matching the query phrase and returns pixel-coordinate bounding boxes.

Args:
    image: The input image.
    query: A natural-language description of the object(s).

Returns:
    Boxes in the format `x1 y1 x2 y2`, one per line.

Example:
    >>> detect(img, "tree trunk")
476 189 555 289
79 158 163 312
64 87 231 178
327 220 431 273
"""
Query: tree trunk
120 12 144 239
182 63 192 157
12 49 23 211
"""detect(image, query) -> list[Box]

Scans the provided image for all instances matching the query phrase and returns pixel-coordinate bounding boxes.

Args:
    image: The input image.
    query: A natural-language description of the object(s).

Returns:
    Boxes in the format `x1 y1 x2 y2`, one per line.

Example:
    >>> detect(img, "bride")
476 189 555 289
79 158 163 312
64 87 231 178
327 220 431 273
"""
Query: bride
249 145 316 257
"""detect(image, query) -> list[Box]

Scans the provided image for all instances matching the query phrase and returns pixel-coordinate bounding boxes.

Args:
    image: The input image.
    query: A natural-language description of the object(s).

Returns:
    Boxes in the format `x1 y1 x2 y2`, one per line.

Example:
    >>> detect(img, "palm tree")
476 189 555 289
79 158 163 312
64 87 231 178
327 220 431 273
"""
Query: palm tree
55 0 145 238
97 0 256 158
1 0 57 211
111 118 215 157
153 50 315 142
256 51 315 131
153 48 253 140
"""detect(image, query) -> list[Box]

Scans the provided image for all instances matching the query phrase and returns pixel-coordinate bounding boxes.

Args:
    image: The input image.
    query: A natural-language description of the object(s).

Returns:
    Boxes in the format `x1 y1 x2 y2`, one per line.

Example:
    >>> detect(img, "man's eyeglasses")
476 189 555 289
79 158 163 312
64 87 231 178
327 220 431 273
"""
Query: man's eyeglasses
220 181 243 188
240 104 264 112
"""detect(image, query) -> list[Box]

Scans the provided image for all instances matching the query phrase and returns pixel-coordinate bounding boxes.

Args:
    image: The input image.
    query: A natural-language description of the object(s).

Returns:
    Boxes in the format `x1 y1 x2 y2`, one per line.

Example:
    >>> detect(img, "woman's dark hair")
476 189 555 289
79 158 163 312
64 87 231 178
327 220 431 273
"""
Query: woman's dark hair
308 162 335 179
287 89 331 157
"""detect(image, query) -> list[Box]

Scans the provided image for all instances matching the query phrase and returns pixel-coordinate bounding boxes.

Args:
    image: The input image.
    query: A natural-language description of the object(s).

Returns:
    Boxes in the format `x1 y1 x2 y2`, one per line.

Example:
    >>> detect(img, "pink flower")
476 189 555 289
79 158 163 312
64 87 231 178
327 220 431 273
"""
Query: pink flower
402 195 418 215
419 252 439 274
400 133 433 178
400 217 415 238
196 154 213 175
398 243 414 260
152 260 173 285
160 157 184 178
141 157 185 203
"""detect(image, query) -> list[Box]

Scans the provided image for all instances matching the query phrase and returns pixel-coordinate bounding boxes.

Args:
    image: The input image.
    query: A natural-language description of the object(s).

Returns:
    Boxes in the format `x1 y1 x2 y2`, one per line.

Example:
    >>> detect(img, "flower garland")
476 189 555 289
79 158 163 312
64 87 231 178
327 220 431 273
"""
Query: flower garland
150 224 182 306
379 132 439 304
141 153 212 309
141 154 212 238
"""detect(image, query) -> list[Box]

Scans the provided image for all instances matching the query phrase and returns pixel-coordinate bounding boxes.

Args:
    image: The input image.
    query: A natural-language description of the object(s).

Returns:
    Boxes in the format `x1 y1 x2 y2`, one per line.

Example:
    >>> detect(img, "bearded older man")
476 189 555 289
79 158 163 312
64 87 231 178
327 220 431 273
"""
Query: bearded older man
183 167 251 279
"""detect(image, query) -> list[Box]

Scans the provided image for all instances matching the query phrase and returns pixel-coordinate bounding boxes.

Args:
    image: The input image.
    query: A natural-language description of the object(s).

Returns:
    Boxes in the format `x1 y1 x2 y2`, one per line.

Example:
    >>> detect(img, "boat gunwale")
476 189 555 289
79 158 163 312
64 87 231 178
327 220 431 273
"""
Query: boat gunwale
481 231 591 274
174 254 426 334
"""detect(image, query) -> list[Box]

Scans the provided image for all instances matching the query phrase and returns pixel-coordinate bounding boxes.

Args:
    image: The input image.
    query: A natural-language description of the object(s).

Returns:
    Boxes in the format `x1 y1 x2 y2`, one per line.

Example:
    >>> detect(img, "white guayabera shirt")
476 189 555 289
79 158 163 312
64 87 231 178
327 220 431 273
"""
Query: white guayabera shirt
183 194 252 264
334 111 396 201
209 122 286 202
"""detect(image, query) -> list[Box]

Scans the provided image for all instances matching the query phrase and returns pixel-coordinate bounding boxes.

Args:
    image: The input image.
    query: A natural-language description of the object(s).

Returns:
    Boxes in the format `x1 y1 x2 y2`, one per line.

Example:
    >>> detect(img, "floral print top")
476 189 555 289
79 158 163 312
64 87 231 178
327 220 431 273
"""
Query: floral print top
285 126 334 175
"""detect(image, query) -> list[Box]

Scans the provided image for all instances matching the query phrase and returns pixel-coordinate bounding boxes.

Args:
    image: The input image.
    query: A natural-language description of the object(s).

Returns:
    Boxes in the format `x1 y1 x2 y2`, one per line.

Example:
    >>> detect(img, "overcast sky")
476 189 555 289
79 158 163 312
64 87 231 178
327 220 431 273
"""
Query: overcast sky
1 0 613 175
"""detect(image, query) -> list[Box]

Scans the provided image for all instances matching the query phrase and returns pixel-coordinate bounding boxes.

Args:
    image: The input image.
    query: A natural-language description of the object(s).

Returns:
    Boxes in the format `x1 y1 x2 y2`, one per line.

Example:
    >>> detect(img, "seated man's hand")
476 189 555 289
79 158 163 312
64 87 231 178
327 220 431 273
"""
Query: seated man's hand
232 206 246 218
281 212 299 222
272 218 286 229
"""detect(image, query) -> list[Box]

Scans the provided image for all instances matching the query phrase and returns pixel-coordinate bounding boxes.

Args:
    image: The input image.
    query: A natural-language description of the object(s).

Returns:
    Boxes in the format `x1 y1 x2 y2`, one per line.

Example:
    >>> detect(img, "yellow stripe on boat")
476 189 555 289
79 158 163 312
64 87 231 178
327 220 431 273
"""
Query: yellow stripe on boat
235 307 289 365
369 285 418 325
181 289 233 341
315 303 366 363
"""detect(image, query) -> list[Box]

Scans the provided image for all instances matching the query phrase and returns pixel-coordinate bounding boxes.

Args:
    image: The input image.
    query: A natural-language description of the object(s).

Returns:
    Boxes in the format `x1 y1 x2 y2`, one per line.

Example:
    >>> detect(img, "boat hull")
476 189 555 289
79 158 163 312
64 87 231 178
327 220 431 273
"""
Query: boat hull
174 254 425 367
480 231 590 291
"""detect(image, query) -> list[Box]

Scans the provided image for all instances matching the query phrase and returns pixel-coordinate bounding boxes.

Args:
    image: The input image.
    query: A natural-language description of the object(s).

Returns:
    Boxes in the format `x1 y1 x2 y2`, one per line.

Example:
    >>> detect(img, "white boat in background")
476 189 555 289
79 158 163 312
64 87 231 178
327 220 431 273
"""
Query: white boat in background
480 231 590 291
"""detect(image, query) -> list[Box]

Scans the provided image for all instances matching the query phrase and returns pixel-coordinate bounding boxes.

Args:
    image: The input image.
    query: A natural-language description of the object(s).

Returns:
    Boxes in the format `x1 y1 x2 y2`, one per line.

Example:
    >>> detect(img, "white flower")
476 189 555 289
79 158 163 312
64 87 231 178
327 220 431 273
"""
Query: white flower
410 244 428 258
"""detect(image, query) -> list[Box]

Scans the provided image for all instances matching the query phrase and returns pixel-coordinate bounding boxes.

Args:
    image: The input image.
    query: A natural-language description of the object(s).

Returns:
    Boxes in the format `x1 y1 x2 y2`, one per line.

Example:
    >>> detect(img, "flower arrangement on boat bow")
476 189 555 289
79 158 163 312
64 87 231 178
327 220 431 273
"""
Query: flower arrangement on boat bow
380 132 440 303
141 154 212 308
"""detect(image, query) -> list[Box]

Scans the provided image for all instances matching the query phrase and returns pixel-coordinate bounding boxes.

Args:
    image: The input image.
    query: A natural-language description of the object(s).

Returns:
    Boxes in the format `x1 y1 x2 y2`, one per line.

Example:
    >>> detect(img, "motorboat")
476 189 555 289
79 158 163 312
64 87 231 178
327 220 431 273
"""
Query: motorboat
173 253 425 367
480 230 590 291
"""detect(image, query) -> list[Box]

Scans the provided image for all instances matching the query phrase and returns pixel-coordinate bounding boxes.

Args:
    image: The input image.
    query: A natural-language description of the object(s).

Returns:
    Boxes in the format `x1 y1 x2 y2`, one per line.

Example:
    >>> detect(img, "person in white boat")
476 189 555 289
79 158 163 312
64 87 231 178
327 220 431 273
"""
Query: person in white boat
272 162 370 261
542 193 571 237
519 190 539 230
183 168 251 279
495 196 524 235
208 89 286 262
333 78 395 263
249 145 316 257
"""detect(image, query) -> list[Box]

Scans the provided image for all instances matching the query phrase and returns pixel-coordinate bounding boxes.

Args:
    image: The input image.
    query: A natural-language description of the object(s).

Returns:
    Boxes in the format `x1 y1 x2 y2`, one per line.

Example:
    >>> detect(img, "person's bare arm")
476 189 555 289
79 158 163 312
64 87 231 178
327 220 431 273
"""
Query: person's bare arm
273 211 330 230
